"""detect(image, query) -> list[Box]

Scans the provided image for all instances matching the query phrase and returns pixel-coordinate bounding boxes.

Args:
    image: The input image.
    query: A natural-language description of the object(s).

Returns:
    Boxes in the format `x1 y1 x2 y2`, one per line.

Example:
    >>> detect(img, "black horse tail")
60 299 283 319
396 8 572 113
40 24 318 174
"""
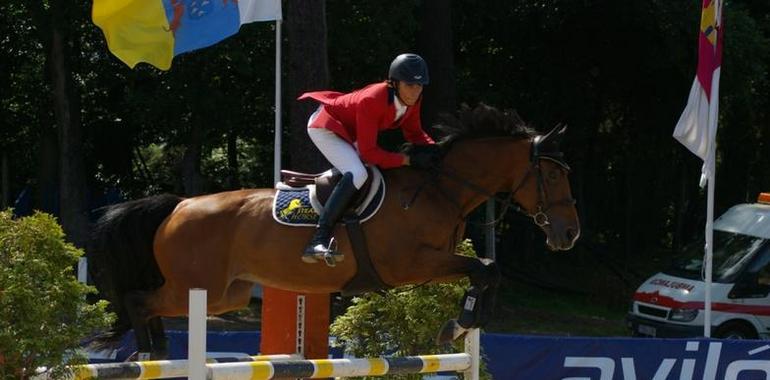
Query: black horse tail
88 194 183 346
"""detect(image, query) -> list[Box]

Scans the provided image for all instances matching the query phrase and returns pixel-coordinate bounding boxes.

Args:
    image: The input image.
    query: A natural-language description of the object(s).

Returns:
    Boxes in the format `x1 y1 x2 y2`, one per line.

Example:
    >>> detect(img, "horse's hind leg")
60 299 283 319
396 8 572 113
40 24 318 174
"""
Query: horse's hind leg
124 290 155 360
148 317 168 359
209 280 255 314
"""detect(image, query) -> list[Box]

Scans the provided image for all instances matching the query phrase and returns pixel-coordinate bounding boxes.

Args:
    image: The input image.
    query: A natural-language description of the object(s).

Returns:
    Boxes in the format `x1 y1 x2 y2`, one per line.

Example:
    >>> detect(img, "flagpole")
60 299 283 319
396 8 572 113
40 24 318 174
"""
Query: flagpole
704 156 714 337
274 18 282 185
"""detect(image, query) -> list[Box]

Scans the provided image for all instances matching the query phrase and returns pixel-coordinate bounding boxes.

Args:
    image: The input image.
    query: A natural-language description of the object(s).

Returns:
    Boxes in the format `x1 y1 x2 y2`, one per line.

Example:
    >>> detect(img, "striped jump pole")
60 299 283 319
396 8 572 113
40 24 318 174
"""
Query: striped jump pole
40 289 479 379
32 355 302 380
207 353 472 380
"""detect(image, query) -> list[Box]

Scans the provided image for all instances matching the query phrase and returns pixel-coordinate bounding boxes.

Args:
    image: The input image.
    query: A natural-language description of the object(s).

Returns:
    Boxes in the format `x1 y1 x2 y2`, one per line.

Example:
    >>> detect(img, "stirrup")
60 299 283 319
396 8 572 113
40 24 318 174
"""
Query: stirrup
302 238 343 267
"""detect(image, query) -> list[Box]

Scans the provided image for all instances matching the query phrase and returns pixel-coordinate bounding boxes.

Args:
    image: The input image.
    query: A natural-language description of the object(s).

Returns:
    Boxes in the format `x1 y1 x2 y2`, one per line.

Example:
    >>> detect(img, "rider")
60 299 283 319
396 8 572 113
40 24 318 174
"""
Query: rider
298 53 440 263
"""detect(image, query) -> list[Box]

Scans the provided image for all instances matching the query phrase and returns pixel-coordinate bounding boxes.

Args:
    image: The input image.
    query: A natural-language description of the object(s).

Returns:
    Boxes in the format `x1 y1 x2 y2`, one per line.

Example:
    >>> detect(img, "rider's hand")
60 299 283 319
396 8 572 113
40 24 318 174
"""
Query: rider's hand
408 149 441 170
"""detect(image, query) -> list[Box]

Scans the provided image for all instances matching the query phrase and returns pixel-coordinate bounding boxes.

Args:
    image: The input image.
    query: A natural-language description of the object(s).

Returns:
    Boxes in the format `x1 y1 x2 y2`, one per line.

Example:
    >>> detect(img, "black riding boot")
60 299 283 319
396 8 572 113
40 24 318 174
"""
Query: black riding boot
303 173 358 263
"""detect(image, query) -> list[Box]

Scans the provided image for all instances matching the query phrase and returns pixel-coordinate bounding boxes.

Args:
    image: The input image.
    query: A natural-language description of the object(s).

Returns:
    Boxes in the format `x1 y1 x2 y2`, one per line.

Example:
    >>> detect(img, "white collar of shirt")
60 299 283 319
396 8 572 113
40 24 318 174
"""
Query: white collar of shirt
394 96 407 121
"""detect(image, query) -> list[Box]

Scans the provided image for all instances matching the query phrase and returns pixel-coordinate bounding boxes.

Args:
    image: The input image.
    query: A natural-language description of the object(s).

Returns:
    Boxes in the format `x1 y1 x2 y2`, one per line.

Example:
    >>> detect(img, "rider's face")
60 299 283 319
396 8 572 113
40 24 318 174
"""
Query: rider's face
396 81 423 106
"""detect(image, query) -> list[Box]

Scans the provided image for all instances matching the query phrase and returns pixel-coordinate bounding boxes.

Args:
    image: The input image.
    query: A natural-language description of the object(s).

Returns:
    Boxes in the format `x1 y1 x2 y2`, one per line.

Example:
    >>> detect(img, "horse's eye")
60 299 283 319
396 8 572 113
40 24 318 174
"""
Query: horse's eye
546 170 560 183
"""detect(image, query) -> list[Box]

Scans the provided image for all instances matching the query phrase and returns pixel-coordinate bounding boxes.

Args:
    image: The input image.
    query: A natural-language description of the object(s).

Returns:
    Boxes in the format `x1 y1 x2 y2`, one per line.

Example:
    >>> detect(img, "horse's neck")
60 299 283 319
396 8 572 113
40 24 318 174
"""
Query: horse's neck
440 137 531 216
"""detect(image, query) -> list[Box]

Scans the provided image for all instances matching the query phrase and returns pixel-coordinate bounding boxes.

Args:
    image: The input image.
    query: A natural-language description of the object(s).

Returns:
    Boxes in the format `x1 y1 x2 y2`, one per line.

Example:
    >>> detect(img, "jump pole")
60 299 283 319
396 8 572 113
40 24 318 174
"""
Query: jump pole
34 289 477 380
189 289 207 380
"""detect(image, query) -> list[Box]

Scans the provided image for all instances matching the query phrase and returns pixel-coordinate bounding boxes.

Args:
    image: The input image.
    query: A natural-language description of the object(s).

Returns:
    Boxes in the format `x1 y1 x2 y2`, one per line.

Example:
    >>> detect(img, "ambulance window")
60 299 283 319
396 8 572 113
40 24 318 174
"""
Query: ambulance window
745 244 770 285
758 266 770 286
668 231 767 282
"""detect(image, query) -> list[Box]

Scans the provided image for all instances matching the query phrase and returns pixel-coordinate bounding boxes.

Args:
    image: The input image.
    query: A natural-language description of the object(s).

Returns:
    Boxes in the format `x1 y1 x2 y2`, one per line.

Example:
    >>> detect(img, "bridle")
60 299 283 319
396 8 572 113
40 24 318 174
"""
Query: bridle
408 135 576 227
507 135 576 227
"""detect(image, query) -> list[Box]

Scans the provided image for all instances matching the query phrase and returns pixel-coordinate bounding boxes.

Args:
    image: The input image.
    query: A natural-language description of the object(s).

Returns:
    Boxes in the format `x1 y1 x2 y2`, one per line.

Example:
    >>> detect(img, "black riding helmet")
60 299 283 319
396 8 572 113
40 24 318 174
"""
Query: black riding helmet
388 53 429 85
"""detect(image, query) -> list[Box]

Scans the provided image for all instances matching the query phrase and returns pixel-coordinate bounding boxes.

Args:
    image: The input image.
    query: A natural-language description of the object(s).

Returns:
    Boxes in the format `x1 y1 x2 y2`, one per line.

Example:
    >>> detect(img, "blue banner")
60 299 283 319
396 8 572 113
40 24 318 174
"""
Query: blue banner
482 334 770 380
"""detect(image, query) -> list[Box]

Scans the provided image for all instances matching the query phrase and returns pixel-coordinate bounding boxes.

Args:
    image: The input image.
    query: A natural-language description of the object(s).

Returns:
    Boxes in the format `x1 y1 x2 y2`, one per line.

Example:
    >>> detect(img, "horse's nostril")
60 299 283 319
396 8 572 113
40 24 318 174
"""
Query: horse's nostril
566 228 577 241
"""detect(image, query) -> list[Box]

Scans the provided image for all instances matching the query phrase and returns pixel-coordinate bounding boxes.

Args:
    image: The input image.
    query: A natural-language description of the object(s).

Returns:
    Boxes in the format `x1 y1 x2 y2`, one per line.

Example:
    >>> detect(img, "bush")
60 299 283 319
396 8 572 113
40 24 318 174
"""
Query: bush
330 239 491 379
0 210 114 379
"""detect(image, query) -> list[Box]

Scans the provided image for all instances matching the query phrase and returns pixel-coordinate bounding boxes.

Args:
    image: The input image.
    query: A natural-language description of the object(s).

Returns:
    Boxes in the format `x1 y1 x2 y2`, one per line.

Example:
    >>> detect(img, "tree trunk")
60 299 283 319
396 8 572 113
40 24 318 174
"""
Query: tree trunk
226 128 240 189
1 153 8 209
50 26 89 248
180 118 207 196
417 0 457 130
37 126 59 213
26 0 89 247
285 0 329 172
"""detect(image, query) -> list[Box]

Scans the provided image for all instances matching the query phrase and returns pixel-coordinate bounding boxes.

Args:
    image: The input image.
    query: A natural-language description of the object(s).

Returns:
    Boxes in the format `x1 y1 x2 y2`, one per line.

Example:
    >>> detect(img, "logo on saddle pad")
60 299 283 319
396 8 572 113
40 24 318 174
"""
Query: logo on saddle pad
272 168 386 227
278 198 317 221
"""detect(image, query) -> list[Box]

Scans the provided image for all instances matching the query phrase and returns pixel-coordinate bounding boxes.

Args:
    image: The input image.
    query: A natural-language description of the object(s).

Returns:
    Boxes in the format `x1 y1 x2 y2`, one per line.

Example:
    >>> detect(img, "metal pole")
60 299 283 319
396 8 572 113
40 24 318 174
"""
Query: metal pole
485 200 496 260
273 19 282 185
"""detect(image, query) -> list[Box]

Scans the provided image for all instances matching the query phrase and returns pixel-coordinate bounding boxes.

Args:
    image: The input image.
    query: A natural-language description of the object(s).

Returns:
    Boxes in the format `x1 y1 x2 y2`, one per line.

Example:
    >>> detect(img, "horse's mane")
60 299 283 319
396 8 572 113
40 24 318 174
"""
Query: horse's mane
434 103 536 146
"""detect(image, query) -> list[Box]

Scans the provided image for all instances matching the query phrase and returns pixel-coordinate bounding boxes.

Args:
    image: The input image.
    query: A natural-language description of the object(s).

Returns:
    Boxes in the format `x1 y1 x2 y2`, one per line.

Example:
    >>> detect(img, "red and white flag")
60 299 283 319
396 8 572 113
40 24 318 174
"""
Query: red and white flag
673 0 724 186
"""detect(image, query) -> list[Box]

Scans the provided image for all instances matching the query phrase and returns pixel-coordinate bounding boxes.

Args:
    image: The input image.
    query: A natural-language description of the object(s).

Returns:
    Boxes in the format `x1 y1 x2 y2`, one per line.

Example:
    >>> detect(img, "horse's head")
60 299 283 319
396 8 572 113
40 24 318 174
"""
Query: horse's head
510 124 580 251
434 103 580 251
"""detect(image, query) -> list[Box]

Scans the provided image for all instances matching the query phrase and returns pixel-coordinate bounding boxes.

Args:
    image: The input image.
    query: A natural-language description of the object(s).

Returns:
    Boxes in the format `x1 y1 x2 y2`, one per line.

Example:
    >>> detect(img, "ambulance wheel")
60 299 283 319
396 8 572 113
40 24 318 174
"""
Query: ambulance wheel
714 321 757 340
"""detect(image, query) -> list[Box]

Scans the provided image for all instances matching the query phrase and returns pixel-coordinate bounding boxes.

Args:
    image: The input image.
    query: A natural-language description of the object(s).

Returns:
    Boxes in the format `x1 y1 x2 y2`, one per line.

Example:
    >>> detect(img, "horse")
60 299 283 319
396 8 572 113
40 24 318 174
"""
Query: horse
88 103 580 359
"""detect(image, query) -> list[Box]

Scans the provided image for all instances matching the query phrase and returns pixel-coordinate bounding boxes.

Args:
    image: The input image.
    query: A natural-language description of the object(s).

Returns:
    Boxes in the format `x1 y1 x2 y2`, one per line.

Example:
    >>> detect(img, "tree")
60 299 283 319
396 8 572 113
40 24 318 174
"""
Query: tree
285 0 330 173
417 0 457 128
25 0 90 248
0 211 113 379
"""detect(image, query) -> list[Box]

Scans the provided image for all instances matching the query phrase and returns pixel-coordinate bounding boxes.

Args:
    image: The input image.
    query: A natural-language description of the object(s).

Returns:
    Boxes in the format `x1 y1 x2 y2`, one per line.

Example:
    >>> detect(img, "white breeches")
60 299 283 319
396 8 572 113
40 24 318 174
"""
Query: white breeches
307 108 368 189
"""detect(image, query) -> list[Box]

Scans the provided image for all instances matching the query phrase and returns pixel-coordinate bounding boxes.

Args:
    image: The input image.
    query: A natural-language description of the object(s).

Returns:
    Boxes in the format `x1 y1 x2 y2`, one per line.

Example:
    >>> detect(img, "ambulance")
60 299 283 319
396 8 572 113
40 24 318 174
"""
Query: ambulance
627 193 770 339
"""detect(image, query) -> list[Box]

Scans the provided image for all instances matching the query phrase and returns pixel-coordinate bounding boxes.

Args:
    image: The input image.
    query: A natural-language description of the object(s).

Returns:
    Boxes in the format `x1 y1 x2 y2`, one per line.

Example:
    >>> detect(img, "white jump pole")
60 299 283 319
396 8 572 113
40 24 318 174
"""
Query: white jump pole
464 328 480 380
189 288 207 380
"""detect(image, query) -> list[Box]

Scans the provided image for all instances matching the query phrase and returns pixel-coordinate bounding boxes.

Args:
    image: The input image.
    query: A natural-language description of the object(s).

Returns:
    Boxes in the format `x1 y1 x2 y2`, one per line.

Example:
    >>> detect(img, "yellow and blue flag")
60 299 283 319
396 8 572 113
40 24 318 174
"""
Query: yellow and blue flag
92 0 281 70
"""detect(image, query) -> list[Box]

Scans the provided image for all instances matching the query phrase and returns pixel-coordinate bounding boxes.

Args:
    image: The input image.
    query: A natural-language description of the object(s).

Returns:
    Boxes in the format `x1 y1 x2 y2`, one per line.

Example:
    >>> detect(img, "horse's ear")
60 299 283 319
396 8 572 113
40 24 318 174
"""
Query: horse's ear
541 123 567 144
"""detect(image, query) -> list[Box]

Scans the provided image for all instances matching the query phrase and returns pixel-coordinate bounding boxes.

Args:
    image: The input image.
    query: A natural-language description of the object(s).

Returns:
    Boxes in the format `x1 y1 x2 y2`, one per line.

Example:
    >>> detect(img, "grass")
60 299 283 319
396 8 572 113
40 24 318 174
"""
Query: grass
485 278 630 337
211 277 633 338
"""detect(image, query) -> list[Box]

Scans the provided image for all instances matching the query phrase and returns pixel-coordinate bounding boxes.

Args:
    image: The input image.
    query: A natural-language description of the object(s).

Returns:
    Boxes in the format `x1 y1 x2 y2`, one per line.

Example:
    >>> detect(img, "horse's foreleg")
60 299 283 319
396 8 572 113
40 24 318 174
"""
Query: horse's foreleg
437 258 501 345
458 258 500 328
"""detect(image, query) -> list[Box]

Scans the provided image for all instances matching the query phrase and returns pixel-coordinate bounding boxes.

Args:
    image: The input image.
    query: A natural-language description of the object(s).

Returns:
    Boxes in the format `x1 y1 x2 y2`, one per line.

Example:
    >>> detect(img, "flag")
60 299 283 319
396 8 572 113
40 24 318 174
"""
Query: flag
673 0 723 186
92 0 282 70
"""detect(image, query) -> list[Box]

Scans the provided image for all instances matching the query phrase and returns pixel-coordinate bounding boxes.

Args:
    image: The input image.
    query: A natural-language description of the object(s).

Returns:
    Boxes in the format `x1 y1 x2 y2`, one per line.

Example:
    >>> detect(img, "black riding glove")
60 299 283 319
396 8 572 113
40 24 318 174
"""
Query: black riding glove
408 150 441 170
411 143 442 156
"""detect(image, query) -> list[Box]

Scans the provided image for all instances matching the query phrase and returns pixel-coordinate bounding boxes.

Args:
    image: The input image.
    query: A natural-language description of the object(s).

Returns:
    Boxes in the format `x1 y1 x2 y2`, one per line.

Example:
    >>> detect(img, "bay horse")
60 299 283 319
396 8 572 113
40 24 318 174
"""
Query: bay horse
89 103 580 359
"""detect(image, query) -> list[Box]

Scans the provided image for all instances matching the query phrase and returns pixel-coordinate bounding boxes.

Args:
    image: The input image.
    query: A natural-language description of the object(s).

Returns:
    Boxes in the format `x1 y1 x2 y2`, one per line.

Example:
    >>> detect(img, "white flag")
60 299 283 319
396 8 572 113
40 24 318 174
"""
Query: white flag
673 0 723 186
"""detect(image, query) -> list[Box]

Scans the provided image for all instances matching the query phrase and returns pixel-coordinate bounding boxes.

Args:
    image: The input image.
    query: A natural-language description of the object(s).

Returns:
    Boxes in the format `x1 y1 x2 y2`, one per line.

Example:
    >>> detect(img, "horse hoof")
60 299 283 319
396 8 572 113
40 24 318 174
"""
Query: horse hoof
436 319 468 345
151 350 169 360
125 351 153 362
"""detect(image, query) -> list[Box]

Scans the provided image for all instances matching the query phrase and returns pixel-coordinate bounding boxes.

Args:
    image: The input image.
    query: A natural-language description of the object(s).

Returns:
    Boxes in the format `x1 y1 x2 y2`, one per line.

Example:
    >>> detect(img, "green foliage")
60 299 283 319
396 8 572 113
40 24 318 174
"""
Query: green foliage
0 210 114 379
330 240 490 379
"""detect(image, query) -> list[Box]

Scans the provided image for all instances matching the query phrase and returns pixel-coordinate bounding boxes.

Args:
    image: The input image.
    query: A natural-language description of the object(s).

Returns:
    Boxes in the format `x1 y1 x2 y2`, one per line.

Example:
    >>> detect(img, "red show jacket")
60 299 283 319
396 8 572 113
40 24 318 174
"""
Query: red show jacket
298 81 434 169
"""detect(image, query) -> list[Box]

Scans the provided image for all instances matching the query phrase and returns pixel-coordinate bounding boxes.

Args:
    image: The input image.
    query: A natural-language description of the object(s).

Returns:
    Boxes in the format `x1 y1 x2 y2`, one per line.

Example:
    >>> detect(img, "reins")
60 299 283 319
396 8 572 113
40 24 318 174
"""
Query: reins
401 137 575 228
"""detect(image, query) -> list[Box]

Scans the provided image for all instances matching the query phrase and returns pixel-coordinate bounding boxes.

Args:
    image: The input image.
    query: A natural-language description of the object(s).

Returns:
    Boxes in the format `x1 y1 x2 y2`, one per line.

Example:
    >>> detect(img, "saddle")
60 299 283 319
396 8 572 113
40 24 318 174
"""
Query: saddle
280 167 375 208
272 166 386 227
